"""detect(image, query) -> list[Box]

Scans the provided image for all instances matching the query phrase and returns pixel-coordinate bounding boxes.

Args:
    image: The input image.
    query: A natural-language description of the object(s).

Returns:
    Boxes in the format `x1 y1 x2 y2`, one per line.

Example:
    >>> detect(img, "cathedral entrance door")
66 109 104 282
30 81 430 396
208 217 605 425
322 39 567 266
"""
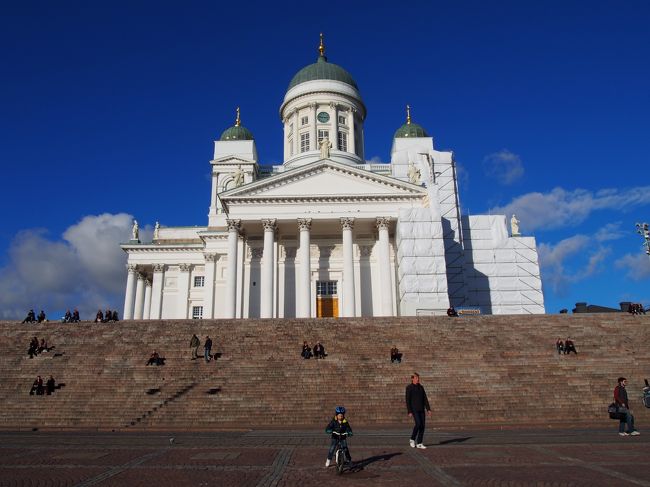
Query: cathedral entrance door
316 280 338 318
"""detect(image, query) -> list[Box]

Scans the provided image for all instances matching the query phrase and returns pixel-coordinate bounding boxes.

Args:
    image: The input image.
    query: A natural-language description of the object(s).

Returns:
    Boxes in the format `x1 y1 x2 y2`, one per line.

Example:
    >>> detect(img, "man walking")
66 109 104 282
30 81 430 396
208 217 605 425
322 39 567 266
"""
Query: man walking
190 334 200 360
614 377 641 436
204 336 213 363
405 372 431 449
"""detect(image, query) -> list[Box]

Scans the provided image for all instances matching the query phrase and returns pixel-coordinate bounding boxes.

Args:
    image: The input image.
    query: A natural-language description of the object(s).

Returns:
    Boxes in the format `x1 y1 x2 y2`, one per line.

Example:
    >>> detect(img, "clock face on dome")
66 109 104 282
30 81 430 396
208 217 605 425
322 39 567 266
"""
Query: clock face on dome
317 112 330 123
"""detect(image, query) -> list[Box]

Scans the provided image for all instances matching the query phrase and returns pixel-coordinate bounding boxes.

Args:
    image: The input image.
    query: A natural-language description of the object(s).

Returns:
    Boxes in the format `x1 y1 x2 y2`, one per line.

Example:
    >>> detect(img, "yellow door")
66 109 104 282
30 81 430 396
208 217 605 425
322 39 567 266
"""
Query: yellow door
317 297 339 318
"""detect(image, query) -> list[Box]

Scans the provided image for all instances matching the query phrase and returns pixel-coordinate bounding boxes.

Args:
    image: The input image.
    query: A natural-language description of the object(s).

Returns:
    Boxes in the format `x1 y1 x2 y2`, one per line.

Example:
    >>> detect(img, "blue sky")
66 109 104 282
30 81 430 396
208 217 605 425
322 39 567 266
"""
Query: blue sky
1 1 649 318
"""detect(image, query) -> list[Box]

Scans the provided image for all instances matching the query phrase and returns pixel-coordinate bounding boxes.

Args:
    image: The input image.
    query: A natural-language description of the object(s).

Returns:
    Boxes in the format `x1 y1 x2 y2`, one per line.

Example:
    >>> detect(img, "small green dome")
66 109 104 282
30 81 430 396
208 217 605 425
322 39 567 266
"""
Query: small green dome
394 122 429 138
288 56 358 91
220 125 254 141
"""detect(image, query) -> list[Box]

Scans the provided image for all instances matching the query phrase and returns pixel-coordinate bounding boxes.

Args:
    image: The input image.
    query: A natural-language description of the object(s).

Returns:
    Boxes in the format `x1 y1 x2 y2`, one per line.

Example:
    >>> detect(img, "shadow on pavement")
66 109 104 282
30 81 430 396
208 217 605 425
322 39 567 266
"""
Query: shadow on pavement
348 452 402 472
438 436 472 445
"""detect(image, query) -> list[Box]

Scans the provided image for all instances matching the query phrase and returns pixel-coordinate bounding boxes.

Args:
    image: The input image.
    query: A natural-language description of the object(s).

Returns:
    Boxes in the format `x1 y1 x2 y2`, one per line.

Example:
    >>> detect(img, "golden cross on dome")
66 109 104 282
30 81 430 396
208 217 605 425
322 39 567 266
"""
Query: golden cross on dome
319 33 325 57
235 107 241 127
406 105 411 125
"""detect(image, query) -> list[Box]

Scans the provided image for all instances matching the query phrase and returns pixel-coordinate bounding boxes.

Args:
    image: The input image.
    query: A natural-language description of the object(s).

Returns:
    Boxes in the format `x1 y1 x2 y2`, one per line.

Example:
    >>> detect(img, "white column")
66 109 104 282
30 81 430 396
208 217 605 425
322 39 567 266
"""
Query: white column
209 171 218 216
177 263 191 319
297 218 312 318
150 264 164 319
292 110 299 156
133 273 146 319
377 217 394 316
341 217 356 317
261 218 276 318
348 108 356 155
143 279 152 319
330 102 338 151
225 219 241 319
123 264 138 320
203 253 218 319
311 103 318 151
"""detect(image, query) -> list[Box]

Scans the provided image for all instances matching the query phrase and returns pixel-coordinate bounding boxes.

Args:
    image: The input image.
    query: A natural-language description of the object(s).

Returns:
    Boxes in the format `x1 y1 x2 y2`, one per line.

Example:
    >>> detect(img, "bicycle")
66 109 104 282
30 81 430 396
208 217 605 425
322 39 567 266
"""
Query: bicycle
332 431 351 475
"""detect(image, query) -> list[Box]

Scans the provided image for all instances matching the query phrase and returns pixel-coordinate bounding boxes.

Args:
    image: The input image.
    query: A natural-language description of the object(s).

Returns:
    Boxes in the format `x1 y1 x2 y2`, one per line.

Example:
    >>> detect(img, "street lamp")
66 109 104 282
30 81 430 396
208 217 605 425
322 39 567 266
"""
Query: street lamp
636 222 650 258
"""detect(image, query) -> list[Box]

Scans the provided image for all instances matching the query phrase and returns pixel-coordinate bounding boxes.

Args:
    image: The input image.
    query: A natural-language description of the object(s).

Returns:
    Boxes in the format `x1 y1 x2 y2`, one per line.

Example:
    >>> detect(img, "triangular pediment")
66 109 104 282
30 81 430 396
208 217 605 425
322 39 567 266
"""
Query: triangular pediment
220 159 426 204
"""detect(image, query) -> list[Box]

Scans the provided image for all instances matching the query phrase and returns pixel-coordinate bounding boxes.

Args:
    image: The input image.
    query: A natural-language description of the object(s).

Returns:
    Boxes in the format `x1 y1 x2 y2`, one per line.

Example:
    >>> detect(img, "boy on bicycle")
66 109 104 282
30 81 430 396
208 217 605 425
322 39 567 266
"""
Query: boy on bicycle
325 406 353 467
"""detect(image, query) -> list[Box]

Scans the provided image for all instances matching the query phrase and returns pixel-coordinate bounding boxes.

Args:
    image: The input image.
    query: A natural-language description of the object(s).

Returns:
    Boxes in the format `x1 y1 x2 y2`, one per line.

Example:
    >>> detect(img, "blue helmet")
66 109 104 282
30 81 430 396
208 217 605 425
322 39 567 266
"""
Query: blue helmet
335 406 346 415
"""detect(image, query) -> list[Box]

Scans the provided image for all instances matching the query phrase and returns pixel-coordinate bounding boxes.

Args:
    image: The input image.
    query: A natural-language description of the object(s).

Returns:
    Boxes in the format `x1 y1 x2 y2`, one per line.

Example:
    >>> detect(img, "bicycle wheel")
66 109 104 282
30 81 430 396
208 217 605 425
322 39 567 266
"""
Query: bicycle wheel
336 448 344 475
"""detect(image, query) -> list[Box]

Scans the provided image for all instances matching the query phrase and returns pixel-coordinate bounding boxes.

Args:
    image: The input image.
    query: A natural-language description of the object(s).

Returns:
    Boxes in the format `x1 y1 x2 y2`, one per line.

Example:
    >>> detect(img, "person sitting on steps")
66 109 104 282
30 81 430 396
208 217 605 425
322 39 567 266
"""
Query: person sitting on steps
556 338 564 355
301 341 312 359
314 342 326 359
564 337 577 355
146 350 164 366
391 346 402 363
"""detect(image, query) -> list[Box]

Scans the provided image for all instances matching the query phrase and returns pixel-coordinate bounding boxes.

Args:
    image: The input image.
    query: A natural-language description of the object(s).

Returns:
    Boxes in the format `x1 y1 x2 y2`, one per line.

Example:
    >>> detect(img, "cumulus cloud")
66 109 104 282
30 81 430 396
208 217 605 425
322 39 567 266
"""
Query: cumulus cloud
615 253 650 281
0 213 146 320
366 156 388 164
538 228 613 296
491 186 650 233
482 149 524 185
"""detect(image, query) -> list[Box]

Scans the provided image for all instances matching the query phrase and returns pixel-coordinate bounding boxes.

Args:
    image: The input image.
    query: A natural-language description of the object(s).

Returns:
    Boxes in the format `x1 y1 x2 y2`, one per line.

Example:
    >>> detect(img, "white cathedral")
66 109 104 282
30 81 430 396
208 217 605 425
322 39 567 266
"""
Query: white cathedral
121 37 545 320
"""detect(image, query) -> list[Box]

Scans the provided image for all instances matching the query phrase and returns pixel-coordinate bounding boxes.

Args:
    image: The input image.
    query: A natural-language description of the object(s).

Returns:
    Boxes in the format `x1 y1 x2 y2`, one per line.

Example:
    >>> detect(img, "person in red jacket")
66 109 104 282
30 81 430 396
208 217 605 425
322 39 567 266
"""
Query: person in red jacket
614 377 640 436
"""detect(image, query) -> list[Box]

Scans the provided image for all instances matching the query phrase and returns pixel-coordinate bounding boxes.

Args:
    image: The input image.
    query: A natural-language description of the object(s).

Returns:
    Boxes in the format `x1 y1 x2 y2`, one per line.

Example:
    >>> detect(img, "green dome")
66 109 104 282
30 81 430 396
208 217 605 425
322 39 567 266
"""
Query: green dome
394 122 429 138
288 56 358 91
220 124 254 141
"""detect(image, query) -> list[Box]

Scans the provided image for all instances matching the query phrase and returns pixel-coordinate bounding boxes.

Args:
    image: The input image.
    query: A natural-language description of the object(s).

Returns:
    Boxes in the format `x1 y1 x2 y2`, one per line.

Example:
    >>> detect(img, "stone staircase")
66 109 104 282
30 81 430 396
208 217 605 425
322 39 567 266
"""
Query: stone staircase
0 314 648 431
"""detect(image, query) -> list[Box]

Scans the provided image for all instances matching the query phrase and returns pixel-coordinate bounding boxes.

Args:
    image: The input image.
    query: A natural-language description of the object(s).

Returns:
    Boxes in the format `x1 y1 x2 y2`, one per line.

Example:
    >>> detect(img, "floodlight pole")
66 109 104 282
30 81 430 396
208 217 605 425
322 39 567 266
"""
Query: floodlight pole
636 222 650 260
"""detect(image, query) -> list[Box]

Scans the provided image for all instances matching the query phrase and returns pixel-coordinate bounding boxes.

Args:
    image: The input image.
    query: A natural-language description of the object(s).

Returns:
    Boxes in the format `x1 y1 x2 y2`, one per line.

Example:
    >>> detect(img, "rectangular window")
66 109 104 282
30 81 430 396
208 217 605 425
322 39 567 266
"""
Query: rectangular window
300 133 310 153
317 129 329 144
288 123 293 135
337 132 347 152
193 276 205 287
192 306 203 319
338 115 346 125
301 116 309 126
289 138 293 156
317 280 338 296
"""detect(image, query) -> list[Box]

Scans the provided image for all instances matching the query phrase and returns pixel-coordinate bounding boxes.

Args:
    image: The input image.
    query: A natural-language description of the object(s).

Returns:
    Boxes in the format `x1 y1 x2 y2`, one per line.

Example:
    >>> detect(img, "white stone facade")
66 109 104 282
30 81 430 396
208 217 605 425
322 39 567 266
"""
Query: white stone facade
121 46 545 319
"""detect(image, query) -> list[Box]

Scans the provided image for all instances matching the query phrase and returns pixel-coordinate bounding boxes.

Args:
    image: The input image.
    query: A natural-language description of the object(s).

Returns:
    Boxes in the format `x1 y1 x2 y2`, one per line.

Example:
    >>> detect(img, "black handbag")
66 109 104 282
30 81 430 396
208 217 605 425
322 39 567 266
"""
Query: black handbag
608 402 627 420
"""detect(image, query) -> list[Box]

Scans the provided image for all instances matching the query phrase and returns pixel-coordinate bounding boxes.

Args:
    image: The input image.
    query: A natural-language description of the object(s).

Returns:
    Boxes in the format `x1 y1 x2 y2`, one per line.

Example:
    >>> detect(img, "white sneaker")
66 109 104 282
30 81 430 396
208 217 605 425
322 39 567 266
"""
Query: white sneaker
409 439 416 448
619 432 629 436
416 443 427 449
325 459 331 467
630 431 641 436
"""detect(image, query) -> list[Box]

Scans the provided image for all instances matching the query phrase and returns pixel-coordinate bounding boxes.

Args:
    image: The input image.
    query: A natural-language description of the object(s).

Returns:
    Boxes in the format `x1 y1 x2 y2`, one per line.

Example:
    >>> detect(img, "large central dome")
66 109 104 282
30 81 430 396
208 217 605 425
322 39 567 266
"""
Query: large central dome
288 55 358 91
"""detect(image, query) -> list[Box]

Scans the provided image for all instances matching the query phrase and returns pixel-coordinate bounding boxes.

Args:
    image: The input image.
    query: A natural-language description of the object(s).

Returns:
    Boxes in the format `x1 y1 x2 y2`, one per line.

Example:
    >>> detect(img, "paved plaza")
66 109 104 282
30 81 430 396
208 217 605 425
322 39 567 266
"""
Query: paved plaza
0 428 648 486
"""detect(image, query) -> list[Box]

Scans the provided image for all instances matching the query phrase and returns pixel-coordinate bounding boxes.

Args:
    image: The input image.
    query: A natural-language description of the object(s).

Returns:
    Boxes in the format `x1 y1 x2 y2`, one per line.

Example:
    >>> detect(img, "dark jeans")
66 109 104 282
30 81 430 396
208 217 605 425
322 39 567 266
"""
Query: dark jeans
327 437 350 461
411 411 426 444
619 412 636 433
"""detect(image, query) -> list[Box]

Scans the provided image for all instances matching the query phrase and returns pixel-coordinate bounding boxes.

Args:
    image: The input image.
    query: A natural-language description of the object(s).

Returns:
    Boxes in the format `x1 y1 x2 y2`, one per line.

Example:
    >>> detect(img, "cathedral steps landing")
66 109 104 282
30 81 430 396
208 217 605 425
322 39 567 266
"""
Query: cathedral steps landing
0 314 648 430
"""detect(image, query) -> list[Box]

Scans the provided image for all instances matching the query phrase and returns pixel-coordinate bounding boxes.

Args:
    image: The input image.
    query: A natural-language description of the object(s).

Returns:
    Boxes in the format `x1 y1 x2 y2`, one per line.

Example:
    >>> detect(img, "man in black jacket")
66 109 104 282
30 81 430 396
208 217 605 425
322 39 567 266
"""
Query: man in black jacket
405 372 431 449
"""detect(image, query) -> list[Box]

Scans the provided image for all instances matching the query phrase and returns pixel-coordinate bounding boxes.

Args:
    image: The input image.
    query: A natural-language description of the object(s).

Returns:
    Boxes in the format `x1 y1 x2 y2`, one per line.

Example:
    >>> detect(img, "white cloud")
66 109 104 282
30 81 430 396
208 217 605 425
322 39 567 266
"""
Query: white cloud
491 186 650 233
594 222 625 242
615 253 650 281
482 149 524 185
0 213 145 320
538 227 613 296
366 156 388 164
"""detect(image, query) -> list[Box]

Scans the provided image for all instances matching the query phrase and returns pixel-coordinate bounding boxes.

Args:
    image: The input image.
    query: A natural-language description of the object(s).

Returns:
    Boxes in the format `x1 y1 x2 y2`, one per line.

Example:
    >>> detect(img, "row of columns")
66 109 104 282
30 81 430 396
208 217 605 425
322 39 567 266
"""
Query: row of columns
223 217 394 319
123 263 172 320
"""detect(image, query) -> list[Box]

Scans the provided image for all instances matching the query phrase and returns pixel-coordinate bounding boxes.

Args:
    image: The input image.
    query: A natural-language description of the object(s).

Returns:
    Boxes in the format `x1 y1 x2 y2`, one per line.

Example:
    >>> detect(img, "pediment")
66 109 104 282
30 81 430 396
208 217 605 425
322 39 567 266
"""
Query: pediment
220 159 426 204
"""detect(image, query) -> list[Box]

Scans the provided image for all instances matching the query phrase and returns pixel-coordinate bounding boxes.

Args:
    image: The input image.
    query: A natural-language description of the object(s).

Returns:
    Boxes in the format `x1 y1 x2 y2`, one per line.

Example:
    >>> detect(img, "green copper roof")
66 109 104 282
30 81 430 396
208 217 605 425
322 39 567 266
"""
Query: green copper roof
219 125 254 141
288 56 358 91
394 122 429 138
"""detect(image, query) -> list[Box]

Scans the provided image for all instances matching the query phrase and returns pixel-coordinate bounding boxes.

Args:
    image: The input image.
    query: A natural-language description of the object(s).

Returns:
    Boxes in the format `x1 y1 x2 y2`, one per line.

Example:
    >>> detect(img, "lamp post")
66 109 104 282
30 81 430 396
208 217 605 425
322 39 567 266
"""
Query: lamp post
636 222 650 260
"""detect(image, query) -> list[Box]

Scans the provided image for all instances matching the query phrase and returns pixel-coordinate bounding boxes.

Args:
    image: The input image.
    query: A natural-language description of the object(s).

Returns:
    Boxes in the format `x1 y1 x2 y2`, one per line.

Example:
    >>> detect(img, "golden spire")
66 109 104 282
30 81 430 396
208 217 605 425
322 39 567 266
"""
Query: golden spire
319 32 325 57
235 107 241 127
406 104 411 125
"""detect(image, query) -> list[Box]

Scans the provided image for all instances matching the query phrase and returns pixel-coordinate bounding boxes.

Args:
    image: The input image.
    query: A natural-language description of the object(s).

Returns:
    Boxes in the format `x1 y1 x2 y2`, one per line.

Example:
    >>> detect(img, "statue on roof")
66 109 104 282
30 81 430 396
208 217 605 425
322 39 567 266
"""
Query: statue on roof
407 161 421 185
320 137 332 159
233 166 245 187
131 219 139 241
511 214 521 237
153 221 160 240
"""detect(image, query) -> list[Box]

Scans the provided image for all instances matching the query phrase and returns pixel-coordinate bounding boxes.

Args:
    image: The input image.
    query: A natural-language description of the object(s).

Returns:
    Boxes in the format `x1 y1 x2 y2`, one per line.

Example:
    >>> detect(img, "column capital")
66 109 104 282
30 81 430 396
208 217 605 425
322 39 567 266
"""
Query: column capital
297 218 312 231
152 263 165 273
376 217 391 230
179 263 191 272
204 253 218 262
262 218 277 231
136 273 146 281
329 101 338 110
309 102 317 109
340 217 355 230
144 279 152 287
226 219 241 232
126 264 138 273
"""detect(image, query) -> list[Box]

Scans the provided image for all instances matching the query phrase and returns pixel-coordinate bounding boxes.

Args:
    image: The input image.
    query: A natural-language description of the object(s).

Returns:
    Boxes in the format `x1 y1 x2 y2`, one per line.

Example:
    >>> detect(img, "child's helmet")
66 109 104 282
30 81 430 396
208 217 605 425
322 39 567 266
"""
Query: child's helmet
335 406 346 415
